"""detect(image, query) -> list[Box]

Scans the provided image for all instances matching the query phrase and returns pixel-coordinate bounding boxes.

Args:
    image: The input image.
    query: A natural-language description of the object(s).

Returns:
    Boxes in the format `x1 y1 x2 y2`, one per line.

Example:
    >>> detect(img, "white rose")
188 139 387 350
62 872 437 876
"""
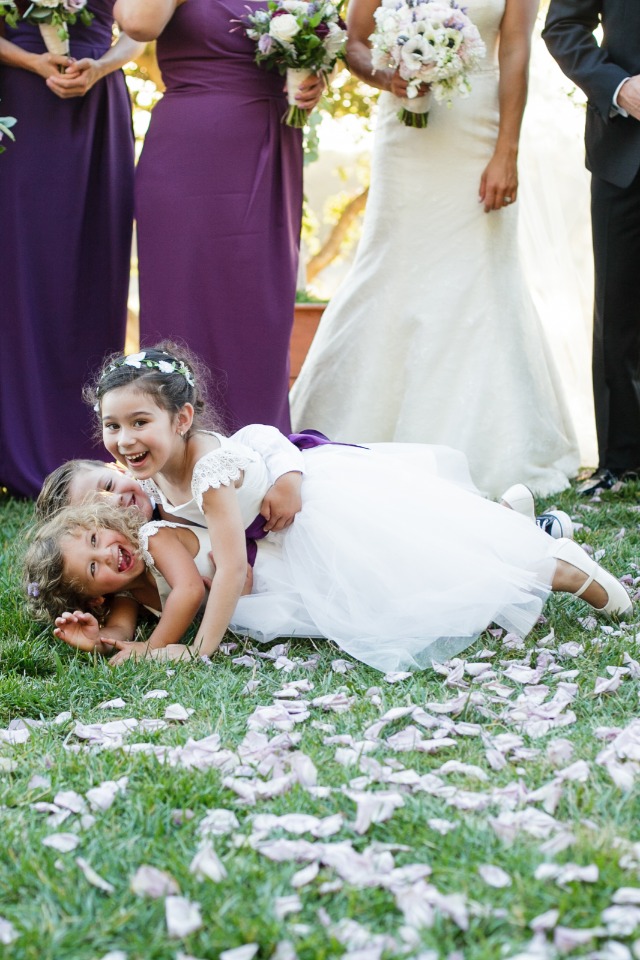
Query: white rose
34 0 62 7
280 1 309 14
269 13 300 42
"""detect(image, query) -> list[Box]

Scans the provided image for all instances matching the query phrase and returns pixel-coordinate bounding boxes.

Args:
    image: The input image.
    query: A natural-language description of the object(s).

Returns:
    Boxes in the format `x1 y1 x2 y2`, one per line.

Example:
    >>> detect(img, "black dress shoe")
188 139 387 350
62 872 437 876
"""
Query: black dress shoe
576 468 621 496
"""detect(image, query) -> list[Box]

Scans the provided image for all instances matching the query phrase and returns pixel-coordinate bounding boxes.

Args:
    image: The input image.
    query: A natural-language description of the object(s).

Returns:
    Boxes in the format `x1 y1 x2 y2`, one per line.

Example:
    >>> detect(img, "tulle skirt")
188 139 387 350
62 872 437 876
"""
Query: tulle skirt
230 444 558 672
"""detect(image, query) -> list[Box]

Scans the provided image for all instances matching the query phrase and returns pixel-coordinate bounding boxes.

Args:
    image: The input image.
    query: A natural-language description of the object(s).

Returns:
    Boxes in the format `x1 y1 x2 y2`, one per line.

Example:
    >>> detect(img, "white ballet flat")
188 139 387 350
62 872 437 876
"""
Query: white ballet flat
500 483 535 522
554 537 632 617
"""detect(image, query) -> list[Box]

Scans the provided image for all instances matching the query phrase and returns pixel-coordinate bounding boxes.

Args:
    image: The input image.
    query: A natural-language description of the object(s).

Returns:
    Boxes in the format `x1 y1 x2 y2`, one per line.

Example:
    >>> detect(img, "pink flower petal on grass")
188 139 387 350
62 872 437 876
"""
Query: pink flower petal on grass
478 865 512 888
54 790 86 814
86 777 128 812
219 947 259 960
189 843 227 882
427 819 458 835
529 909 560 932
291 862 319 888
346 790 405 834
42 833 80 853
274 895 302 919
553 926 604 953
76 857 115 894
130 865 180 898
165 896 203 938
164 703 193 721
0 918 19 944
197 809 240 836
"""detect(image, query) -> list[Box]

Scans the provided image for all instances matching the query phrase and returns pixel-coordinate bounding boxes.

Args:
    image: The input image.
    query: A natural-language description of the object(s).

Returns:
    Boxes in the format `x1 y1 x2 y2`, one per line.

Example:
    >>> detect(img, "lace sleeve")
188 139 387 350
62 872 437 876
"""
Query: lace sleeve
140 477 161 503
191 448 254 510
138 520 185 569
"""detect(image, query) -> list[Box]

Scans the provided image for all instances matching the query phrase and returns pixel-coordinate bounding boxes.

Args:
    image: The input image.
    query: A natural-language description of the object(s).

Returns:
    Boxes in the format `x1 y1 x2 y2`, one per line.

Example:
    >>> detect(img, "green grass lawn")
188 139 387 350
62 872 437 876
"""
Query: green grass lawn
1 484 639 960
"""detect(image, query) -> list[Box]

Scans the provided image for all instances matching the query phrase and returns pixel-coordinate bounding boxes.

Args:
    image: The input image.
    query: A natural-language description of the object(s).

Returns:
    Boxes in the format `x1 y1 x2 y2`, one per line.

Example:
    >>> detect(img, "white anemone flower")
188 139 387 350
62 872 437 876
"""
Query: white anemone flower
400 35 436 73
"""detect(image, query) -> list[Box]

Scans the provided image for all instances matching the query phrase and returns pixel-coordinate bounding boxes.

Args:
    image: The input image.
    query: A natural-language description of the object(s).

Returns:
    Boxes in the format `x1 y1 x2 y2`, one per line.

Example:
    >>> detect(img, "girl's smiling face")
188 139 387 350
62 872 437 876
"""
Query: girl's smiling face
100 385 191 479
61 525 145 599
68 464 154 519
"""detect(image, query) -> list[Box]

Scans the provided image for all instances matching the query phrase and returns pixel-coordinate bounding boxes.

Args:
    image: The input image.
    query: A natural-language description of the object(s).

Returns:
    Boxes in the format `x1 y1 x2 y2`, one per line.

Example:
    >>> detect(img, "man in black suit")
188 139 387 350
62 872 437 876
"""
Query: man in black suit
543 2 640 494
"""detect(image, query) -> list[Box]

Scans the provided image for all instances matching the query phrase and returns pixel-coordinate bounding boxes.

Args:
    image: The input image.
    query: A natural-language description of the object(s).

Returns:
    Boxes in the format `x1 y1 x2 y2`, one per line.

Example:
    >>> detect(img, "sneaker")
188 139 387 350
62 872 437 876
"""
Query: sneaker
500 483 535 522
536 510 574 540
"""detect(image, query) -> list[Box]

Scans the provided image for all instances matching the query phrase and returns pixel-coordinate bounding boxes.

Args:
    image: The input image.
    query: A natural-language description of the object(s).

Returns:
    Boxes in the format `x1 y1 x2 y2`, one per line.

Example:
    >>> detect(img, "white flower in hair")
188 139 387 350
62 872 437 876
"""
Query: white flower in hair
158 360 175 374
124 352 146 368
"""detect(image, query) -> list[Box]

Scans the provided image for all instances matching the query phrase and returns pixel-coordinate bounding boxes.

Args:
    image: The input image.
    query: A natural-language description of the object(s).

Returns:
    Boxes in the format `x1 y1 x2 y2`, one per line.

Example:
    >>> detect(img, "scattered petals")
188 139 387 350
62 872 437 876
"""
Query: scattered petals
165 896 203 938
130 865 180 898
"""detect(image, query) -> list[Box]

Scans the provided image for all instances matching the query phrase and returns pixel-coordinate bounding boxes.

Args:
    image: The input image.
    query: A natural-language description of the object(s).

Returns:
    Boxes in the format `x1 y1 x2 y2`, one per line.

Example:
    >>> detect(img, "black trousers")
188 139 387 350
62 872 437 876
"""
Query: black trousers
591 166 640 471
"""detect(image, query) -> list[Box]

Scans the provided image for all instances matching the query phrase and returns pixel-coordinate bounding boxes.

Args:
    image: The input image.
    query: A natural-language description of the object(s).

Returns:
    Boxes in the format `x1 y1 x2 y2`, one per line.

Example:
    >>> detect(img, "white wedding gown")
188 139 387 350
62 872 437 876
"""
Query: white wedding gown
290 0 580 499
141 435 559 673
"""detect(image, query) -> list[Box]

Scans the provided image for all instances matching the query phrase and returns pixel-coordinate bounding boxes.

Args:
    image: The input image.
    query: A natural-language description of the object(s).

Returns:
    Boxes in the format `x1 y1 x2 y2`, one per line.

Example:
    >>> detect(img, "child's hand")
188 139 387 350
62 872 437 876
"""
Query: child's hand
54 611 102 651
108 640 153 665
260 471 303 532
150 644 195 662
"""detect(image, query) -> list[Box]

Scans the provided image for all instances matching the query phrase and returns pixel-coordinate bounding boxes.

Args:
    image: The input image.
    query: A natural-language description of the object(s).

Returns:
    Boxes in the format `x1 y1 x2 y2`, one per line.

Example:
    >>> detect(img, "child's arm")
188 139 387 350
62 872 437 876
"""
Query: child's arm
53 595 139 654
231 424 304 531
191 484 248 658
110 527 206 664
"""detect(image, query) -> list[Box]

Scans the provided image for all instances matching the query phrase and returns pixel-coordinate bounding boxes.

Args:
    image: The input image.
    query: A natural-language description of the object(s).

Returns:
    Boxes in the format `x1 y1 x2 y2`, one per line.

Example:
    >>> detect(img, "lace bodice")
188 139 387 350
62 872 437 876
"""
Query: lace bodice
140 433 271 528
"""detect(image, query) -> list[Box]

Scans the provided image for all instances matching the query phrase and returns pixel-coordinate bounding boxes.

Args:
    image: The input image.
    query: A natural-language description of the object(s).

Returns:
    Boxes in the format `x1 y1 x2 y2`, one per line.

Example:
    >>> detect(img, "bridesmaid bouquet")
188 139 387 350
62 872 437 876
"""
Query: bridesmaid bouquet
369 0 485 127
21 0 93 69
0 112 17 155
243 0 347 128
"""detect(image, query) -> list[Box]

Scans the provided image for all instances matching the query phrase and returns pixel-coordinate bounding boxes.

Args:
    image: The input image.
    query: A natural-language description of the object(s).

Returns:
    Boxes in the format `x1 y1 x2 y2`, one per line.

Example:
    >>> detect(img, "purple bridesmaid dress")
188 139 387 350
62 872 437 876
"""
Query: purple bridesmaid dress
0 1 134 499
136 0 303 434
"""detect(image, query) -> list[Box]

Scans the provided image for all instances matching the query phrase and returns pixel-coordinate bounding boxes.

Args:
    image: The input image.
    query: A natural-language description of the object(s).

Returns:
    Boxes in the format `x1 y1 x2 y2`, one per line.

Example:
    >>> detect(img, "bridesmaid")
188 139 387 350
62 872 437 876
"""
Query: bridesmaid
113 0 324 434
0 3 142 499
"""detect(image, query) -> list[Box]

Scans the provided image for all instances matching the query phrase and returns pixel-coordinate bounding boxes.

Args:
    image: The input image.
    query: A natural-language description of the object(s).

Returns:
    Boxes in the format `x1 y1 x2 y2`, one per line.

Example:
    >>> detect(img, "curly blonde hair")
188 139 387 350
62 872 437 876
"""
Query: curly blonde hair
24 502 144 622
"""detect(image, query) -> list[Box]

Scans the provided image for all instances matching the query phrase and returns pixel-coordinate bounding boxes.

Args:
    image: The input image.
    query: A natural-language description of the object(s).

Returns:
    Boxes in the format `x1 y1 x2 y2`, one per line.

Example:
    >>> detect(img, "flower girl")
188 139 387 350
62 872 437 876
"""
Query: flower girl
28 344 632 673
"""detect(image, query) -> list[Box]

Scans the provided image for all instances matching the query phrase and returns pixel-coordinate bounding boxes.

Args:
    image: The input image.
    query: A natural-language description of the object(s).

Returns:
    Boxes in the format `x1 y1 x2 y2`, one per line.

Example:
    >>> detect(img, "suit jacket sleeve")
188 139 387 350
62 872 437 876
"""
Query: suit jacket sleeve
543 0 628 119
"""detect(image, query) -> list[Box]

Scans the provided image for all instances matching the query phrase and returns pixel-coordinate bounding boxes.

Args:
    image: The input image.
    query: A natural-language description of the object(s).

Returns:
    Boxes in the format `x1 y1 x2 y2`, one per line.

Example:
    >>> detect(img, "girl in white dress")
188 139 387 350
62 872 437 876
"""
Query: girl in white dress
25 344 628 674
290 0 580 499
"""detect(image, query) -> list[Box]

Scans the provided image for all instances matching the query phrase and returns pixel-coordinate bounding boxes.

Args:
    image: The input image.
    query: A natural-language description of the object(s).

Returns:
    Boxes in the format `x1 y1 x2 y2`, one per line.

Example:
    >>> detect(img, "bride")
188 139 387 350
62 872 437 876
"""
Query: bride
290 0 580 500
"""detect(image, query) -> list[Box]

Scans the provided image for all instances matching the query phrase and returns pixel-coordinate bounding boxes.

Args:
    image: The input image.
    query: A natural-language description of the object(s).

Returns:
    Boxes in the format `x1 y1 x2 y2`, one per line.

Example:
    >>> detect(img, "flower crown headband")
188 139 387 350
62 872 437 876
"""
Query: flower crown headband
101 351 195 388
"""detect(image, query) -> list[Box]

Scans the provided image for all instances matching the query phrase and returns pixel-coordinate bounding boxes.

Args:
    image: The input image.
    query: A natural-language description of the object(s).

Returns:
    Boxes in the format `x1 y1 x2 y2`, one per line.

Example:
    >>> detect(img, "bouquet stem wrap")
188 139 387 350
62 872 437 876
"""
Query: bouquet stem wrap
285 66 313 128
39 21 69 71
398 90 431 128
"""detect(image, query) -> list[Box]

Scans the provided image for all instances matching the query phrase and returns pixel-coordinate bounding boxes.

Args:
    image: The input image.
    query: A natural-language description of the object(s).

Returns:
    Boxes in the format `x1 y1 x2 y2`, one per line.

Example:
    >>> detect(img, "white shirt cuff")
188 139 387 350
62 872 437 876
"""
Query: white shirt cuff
612 78 630 117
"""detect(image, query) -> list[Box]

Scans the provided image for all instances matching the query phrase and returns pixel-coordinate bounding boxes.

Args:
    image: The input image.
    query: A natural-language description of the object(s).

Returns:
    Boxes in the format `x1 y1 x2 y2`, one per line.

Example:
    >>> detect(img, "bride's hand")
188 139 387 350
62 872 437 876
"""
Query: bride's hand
388 69 428 99
479 150 518 213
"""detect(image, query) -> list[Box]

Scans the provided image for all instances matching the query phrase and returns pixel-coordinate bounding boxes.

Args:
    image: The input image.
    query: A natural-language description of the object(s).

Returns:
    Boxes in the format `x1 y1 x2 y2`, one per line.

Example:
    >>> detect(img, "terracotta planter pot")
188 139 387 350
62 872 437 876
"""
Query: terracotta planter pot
289 302 326 387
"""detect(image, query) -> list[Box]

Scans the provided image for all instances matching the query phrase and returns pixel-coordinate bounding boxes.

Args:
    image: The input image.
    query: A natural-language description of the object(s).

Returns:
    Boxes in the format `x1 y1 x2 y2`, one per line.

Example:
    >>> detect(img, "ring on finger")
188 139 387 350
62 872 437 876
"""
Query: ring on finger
503 196 513 204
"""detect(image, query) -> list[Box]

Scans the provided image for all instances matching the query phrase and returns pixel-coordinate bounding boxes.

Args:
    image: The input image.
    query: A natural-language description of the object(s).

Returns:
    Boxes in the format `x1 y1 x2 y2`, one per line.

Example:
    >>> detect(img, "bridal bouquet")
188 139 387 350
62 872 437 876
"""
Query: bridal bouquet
243 0 347 127
21 0 94 69
369 0 485 127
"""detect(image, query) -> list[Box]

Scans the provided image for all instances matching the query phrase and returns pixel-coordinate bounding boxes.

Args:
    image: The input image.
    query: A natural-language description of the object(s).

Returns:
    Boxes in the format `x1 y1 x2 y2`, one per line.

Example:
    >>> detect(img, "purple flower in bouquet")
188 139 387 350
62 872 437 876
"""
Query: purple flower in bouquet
258 33 275 54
